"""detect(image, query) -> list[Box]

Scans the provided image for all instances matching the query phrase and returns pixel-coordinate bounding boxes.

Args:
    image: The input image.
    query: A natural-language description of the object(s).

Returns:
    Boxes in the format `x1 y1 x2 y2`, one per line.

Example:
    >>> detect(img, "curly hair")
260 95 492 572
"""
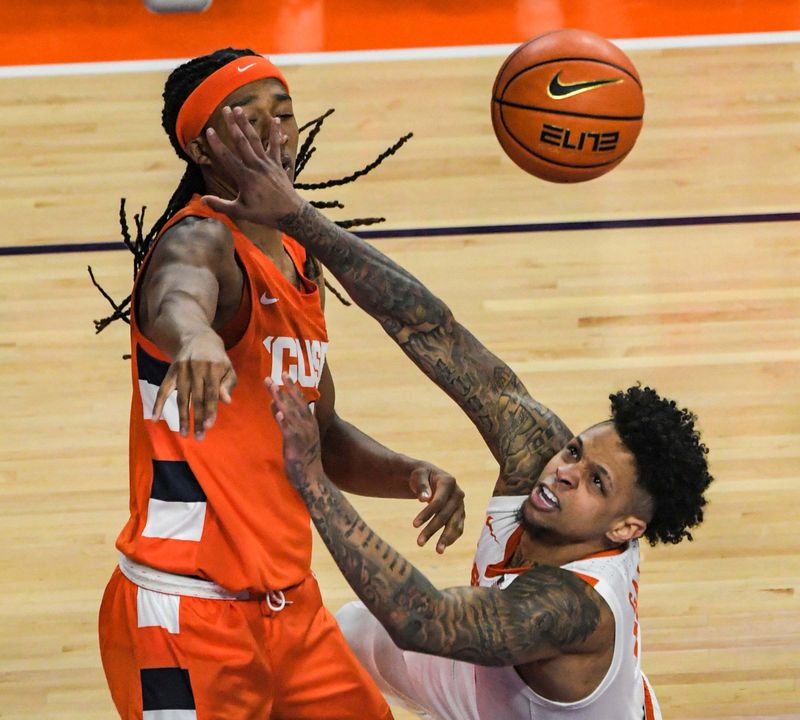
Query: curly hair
609 385 712 546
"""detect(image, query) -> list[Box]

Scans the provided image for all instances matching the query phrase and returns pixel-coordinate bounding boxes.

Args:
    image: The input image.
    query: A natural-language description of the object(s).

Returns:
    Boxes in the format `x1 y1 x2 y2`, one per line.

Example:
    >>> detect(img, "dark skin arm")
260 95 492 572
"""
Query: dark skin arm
139 216 240 439
304 261 465 551
269 377 607 667
202 109 573 494
316 362 466 551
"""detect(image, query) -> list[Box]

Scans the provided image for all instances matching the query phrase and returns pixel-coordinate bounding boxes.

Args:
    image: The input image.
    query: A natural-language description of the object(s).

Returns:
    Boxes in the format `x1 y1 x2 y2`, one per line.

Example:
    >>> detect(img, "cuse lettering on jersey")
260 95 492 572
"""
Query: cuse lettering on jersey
263 335 329 388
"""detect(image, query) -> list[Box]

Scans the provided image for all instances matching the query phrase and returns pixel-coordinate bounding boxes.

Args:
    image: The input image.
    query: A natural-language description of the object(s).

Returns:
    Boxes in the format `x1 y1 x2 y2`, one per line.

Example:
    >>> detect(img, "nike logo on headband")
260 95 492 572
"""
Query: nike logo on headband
237 63 257 73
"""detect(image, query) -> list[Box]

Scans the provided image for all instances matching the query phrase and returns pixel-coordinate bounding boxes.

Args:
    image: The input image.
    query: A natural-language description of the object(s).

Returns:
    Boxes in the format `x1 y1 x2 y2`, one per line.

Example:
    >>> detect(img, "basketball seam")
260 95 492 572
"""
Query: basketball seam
492 97 643 122
498 57 643 98
497 103 631 170
491 29 564 96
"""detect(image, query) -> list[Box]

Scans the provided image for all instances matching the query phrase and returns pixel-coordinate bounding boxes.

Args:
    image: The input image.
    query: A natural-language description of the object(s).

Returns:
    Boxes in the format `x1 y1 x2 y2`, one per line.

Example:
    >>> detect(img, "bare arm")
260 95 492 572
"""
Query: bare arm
269 379 605 665
204 108 573 492
315 362 466 552
279 203 572 491
138 217 241 438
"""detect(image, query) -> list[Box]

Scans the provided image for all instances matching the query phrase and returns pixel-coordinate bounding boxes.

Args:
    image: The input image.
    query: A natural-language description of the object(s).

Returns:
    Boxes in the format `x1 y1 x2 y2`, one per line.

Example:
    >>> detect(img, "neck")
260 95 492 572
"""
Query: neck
202 170 286 257
514 528 621 569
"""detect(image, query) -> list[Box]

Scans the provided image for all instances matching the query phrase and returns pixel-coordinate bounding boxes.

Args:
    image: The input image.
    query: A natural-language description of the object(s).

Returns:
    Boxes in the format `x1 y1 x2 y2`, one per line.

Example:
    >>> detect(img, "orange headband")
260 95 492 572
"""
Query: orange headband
175 55 289 151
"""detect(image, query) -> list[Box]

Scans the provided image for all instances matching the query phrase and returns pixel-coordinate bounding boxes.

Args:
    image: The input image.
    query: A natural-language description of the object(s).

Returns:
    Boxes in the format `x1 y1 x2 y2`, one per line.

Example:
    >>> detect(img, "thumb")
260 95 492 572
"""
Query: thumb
219 368 237 404
202 194 239 218
408 468 432 502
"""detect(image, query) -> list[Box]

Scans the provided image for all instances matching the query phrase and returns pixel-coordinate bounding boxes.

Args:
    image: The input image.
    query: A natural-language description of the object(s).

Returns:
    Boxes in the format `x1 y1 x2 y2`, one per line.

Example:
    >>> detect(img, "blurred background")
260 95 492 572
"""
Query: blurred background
1 2 798 719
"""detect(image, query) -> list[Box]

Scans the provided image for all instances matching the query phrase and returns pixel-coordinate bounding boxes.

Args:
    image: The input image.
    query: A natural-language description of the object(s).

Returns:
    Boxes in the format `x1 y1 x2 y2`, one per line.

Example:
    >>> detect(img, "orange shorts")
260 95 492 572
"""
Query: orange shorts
99 567 393 719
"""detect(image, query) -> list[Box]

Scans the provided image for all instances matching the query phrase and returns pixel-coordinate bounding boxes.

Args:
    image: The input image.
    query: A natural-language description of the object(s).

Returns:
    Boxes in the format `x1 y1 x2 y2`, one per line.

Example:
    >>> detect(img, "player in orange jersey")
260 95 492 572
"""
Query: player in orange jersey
201 106 713 719
94 49 466 720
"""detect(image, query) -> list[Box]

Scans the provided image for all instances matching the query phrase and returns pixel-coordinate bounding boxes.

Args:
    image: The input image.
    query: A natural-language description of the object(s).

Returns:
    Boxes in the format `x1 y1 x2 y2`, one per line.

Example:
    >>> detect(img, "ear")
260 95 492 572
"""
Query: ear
186 135 213 166
606 515 647 544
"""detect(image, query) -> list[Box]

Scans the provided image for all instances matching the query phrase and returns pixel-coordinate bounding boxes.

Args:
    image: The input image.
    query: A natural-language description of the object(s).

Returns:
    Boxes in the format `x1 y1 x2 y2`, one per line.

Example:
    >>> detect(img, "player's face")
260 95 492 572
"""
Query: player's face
520 422 645 546
205 77 299 181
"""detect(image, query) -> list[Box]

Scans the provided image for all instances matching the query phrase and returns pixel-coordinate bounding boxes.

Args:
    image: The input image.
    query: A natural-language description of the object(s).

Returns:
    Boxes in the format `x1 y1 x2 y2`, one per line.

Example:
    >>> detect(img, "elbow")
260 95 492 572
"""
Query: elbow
382 598 446 655
387 621 428 653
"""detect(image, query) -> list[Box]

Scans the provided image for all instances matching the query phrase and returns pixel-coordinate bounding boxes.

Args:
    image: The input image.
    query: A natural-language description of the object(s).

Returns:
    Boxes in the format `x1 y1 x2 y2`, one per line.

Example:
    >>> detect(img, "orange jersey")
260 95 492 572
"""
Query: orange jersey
116 195 328 593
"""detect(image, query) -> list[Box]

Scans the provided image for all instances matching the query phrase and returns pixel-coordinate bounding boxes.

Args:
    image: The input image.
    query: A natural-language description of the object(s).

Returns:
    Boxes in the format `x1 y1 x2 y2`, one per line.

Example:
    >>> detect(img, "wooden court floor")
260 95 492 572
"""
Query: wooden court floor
1 39 799 720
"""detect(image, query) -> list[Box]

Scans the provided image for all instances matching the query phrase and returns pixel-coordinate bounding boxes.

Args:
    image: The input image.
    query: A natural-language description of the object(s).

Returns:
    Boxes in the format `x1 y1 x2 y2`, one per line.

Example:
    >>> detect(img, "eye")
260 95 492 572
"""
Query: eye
567 444 579 459
278 112 294 120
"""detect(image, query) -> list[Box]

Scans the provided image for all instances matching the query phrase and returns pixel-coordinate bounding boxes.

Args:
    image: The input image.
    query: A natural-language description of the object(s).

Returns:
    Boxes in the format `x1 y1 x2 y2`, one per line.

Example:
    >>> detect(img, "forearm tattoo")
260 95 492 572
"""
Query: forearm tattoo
279 203 572 490
295 470 601 664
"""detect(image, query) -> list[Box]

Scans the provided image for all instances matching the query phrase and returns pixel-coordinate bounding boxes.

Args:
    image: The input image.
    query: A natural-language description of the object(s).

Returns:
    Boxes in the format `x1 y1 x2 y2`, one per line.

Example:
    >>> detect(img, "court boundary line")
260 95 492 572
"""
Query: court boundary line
1 31 799 78
3 211 798 257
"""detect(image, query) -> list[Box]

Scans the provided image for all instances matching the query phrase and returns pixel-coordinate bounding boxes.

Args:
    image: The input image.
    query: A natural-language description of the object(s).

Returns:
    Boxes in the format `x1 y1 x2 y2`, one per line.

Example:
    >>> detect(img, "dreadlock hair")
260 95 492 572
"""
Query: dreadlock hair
609 385 713 546
91 47 413 332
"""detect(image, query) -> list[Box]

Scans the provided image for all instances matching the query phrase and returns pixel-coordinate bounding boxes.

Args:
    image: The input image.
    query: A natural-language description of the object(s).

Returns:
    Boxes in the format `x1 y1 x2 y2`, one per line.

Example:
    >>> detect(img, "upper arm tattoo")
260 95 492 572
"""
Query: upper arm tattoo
292 467 603 667
278 203 572 485
391 565 603 666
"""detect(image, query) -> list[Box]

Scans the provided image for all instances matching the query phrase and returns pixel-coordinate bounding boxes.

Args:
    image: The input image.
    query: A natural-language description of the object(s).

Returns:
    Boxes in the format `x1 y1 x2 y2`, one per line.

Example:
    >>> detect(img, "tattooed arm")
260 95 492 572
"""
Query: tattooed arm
204 107 573 493
268 378 607 666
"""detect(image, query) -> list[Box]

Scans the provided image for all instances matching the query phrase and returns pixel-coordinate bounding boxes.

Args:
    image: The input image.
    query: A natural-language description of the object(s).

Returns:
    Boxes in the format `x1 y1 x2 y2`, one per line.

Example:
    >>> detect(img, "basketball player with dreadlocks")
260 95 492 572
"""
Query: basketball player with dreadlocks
201 107 714 719
94 49 466 719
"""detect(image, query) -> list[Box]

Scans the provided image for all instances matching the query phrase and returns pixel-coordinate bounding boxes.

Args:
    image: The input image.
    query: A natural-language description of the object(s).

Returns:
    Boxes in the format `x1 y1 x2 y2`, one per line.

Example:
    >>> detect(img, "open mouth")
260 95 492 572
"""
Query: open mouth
530 483 560 511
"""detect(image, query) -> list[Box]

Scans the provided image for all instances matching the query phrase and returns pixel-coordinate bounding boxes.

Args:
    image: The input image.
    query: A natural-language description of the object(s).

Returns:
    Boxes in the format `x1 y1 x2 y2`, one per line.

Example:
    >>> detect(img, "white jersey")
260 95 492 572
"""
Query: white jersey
337 495 662 720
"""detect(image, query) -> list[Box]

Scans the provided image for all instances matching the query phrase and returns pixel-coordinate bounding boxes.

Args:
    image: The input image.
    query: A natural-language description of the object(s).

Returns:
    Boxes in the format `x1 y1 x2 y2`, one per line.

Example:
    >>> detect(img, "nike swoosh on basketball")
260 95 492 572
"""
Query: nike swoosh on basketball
260 292 279 305
237 63 257 72
547 71 622 99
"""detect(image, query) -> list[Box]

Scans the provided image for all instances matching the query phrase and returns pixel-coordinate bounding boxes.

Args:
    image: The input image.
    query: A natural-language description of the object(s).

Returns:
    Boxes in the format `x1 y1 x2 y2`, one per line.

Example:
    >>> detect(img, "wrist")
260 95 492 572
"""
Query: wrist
294 460 327 497
277 195 307 232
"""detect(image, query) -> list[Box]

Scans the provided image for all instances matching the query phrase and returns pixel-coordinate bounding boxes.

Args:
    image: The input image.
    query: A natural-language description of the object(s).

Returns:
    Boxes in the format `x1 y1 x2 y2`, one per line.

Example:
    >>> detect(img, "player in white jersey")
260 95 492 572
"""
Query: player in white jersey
336 495 661 720
203 108 712 719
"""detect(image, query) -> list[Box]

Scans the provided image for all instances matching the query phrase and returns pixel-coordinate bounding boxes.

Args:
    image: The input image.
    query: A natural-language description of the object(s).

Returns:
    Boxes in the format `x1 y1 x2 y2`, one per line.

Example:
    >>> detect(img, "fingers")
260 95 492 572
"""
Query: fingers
415 495 466 553
230 106 270 161
176 362 192 437
412 472 466 553
434 504 466 553
152 359 236 440
412 473 447 527
219 367 237 404
190 363 208 439
152 366 177 422
204 124 243 177
224 107 265 166
266 115 283 165
265 374 311 421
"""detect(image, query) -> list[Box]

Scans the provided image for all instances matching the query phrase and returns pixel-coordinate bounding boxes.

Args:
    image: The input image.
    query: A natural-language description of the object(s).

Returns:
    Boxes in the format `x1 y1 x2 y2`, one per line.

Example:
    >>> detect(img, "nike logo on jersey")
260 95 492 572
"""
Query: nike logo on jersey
260 292 279 305
237 63 257 72
547 71 622 99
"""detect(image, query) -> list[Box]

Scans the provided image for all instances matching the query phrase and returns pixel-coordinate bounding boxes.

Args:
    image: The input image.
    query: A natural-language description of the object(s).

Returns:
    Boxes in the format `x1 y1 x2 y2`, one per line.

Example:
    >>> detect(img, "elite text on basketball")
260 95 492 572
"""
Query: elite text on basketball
539 123 619 152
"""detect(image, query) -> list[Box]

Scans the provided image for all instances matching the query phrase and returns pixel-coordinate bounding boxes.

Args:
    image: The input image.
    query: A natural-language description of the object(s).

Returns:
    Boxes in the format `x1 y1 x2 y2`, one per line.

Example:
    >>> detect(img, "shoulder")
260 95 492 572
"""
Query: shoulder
154 215 235 265
137 215 241 301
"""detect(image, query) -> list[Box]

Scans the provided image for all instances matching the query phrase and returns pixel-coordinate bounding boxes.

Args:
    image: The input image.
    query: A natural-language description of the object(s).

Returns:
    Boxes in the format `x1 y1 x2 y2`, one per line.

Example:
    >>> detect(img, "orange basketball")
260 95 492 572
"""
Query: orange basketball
491 29 644 183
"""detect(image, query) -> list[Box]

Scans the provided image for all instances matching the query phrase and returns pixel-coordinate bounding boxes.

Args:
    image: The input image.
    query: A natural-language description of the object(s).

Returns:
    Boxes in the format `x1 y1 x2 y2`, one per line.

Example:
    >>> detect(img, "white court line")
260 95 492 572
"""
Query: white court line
0 31 799 78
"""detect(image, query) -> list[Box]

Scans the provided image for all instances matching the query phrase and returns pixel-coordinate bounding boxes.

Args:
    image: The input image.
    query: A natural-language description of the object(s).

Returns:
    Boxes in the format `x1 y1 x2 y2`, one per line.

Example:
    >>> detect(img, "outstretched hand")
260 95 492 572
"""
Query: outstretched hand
267 374 324 489
202 107 304 227
152 329 237 439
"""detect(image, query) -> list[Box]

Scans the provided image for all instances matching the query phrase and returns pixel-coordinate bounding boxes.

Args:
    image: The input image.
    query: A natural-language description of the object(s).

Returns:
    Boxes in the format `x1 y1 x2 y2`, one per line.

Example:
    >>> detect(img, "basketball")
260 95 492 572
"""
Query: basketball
491 29 644 183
